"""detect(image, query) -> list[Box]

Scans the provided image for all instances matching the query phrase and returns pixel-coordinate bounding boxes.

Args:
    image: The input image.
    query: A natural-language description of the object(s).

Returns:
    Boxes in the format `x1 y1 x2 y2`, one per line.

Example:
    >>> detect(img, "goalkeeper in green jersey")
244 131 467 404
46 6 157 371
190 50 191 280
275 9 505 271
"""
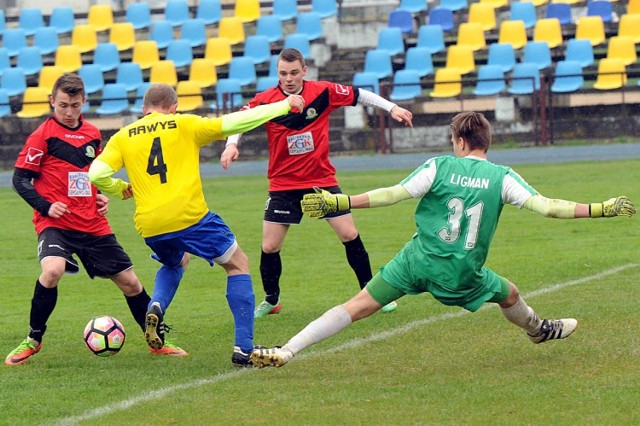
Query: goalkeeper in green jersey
251 111 636 368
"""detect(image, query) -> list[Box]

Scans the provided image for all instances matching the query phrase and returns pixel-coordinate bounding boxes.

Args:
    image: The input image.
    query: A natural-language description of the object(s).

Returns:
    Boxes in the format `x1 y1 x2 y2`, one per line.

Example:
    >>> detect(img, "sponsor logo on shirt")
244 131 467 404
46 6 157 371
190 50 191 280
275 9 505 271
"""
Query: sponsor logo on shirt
26 147 44 165
85 146 96 158
65 134 85 139
287 132 314 155
305 108 318 120
68 172 93 197
335 84 350 96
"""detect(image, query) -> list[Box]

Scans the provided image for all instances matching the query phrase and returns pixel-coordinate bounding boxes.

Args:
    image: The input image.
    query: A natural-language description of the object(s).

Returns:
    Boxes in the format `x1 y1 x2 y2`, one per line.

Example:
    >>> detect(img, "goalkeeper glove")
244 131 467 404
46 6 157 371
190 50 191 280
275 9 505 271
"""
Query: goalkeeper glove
301 187 351 219
590 196 636 218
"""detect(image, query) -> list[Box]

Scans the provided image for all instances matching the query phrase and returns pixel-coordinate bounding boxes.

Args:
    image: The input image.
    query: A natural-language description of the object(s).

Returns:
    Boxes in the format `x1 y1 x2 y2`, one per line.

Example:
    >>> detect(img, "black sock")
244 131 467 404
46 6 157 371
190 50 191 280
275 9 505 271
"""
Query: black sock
344 235 373 290
28 280 57 343
125 288 151 332
260 250 281 305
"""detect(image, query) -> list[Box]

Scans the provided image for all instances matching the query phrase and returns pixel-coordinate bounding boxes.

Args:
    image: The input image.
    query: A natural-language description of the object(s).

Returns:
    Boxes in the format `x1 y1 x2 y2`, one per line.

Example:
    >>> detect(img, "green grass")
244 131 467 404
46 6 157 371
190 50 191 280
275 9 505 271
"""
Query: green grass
1 159 639 426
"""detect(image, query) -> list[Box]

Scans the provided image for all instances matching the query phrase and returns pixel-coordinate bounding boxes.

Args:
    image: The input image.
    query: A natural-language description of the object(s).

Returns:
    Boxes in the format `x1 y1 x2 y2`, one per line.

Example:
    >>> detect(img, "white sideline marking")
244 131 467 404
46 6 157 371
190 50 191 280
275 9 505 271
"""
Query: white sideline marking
53 264 637 426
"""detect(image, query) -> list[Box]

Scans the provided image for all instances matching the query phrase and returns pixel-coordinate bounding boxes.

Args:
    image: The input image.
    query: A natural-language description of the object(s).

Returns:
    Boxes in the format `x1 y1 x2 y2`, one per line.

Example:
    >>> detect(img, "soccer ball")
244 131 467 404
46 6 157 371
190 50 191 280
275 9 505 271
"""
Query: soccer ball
83 316 126 357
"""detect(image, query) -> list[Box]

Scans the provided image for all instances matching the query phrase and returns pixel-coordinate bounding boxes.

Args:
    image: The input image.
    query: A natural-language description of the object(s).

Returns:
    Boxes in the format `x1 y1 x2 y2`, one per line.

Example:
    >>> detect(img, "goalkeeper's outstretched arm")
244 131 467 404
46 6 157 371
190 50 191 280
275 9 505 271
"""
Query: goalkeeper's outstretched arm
523 194 636 218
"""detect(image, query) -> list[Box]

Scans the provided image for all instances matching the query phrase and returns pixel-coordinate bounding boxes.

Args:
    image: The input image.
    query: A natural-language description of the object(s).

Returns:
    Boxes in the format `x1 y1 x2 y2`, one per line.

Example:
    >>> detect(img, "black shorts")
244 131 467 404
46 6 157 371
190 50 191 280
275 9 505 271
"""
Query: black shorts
264 186 351 224
38 228 133 279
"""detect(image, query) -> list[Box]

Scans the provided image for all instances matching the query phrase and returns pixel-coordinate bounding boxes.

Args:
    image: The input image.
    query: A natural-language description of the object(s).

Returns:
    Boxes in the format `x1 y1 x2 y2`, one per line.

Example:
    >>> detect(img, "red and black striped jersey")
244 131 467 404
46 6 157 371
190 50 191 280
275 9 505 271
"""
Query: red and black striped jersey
14 116 112 236
241 80 358 191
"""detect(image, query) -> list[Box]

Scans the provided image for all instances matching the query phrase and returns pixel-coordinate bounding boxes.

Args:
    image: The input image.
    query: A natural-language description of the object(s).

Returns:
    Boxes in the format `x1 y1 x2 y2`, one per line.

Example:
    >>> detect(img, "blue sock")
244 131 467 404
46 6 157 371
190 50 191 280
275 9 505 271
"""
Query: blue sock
226 274 255 353
150 265 184 313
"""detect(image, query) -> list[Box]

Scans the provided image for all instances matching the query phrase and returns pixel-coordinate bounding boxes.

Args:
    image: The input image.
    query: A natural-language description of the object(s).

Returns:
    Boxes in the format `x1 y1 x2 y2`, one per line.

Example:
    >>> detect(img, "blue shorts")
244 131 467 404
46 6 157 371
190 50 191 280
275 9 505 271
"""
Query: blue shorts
144 212 236 268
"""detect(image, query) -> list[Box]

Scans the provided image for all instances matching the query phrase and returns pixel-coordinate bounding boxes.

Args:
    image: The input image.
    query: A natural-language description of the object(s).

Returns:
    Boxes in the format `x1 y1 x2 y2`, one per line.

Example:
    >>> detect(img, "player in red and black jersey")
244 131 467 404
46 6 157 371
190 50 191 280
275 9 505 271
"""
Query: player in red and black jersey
222 48 414 318
6 73 186 366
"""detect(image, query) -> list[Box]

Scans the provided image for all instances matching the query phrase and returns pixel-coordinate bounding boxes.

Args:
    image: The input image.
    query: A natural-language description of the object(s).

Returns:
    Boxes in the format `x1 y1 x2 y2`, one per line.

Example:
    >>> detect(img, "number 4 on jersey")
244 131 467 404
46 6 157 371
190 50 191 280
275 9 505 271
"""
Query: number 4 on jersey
147 137 167 183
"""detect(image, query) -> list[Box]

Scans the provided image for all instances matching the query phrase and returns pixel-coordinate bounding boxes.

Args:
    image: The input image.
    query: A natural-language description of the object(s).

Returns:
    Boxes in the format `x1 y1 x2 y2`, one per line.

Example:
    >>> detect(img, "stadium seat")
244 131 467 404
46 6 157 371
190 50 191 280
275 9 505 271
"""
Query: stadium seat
363 49 393 79
593 58 626 90
256 76 279 91
54 45 82 73
487 42 516 73
234 0 261 23
243 35 271 65
165 0 190 27
3 28 27 57
218 17 246 45
564 38 594 68
404 46 433 77
606 36 637 67
456 22 486 51
16 46 43 76
428 8 454 32
0 10 5 36
130 82 152 114
132 40 161 70
93 43 120 72
18 8 44 37
617 14 640 44
430 67 462 98
78 64 105 94
445 44 475 75
180 19 207 48
575 16 606 46
109 22 136 52
629 0 640 14
272 0 298 20
311 0 338 18
0 48 10 77
468 3 496 31
33 27 59 56
189 58 218 88
533 18 563 49
0 89 11 118
472 64 505 96
88 4 114 32
438 0 468 12
296 12 324 41
38 66 65 92
522 41 552 70
390 69 422 101
545 3 572 26
256 15 284 43
508 63 540 94
176 80 204 112
165 39 194 68
352 71 380 95
205 37 233 66
115 62 144 92
388 9 414 34
284 34 311 59
96 83 130 115
71 25 98 54
416 25 445 54
229 56 257 86
399 0 428 13
17 87 51 118
1 67 27 97
509 1 536 29
149 60 178 86
587 1 614 24
49 6 75 35
196 0 222 25
150 21 174 50
376 27 405 56
522 0 548 6
211 78 243 111
498 20 528 50
550 60 583 93
126 2 151 30
480 0 509 8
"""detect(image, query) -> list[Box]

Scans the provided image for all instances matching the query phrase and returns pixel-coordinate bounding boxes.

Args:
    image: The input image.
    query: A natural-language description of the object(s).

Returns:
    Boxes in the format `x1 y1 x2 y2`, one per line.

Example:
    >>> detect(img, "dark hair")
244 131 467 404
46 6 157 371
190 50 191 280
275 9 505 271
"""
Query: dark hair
450 112 492 152
52 73 85 100
143 83 178 110
278 48 306 69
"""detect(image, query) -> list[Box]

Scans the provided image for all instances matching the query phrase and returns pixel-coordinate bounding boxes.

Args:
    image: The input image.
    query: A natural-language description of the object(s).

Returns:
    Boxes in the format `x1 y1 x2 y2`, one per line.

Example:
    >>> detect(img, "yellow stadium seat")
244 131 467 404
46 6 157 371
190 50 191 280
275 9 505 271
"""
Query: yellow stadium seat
521 0 548 6
218 17 246 45
17 87 52 118
533 18 563 49
606 36 637 66
132 40 160 70
456 22 486 51
88 4 114 32
445 44 475 75
71 24 98 53
629 0 640 14
109 22 136 51
618 14 640 43
430 68 462 98
54 45 83 73
468 3 496 31
551 0 581 4
480 0 509 9
189 58 218 88
38 65 66 93
575 15 606 46
498 20 527 50
149 60 178 86
593 58 627 90
234 0 261 23
205 37 233 66
176 81 204 112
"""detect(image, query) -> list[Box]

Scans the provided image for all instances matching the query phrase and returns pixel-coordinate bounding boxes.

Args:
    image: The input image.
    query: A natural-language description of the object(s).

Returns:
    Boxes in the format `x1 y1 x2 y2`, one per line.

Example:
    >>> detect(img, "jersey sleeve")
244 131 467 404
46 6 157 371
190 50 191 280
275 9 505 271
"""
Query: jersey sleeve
179 114 224 148
15 127 47 173
400 157 438 198
325 81 358 107
502 168 538 208
97 132 125 172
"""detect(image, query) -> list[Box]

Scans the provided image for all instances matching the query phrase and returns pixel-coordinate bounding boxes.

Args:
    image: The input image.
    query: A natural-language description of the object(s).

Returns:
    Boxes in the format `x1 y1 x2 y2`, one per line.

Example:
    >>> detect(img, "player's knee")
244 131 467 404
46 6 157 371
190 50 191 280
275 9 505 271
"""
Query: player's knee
40 268 64 286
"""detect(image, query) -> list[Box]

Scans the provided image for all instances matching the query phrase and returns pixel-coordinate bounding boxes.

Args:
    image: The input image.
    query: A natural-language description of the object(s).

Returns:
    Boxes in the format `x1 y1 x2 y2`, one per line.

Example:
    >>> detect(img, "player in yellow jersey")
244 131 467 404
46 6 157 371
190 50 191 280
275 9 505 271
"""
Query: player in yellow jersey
88 83 305 366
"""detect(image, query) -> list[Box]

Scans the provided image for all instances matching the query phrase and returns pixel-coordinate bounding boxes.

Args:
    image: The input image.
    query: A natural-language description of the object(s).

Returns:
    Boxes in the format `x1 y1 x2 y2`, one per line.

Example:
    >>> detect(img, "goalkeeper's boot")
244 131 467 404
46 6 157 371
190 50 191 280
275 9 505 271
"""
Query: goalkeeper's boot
145 302 166 350
254 299 282 319
150 339 188 357
250 346 294 368
5 337 42 366
380 301 398 313
527 319 577 344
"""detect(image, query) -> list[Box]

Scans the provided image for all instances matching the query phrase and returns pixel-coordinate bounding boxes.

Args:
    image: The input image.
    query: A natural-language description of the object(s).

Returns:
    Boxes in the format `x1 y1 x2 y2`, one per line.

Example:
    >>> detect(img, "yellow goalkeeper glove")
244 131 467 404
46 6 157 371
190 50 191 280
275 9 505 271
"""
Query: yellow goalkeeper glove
590 196 636 218
301 187 351 219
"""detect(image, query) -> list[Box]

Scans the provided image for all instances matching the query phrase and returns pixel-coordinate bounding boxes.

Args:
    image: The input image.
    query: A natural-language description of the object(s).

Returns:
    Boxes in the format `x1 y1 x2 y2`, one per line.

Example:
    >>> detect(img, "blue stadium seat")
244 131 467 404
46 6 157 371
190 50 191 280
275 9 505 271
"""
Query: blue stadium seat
364 49 393 79
388 9 414 34
268 55 279 77
256 15 283 43
181 19 207 48
196 0 222 25
211 78 244 111
272 0 298 21
284 34 311 59
130 82 152 114
522 41 552 70
352 71 380 95
564 38 594 68
256 76 279 91
545 3 572 26
16 46 43 76
150 20 175 49
296 12 324 41
399 0 428 14
115 62 144 92
439 0 467 12
0 89 11 118
1 67 27 97
390 69 422 101
93 43 121 72
96 83 130 115
509 2 536 29
404 46 433 77
166 39 194 68
0 10 5 36
551 60 584 93
126 2 151 30
19 8 44 37
311 0 337 18
416 25 445 54
243 35 271 65
487 42 516 73
3 28 27 57
229 56 257 86
377 27 405 56
428 8 454 32
33 27 59 56
508 63 540 94
587 1 613 24
472 65 505 96
78 64 105 94
0 48 10 77
49 6 75 35
165 0 190 27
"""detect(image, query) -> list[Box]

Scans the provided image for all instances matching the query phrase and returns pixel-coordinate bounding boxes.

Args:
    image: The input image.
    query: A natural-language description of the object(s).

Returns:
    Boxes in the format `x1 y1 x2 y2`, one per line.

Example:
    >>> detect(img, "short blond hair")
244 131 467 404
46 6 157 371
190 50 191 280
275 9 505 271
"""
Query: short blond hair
143 84 178 110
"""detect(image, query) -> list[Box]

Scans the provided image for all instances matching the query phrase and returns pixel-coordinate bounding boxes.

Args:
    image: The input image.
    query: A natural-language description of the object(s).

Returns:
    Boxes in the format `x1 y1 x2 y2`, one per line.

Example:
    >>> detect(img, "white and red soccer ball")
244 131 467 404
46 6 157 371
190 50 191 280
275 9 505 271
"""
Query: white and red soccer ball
83 315 126 357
